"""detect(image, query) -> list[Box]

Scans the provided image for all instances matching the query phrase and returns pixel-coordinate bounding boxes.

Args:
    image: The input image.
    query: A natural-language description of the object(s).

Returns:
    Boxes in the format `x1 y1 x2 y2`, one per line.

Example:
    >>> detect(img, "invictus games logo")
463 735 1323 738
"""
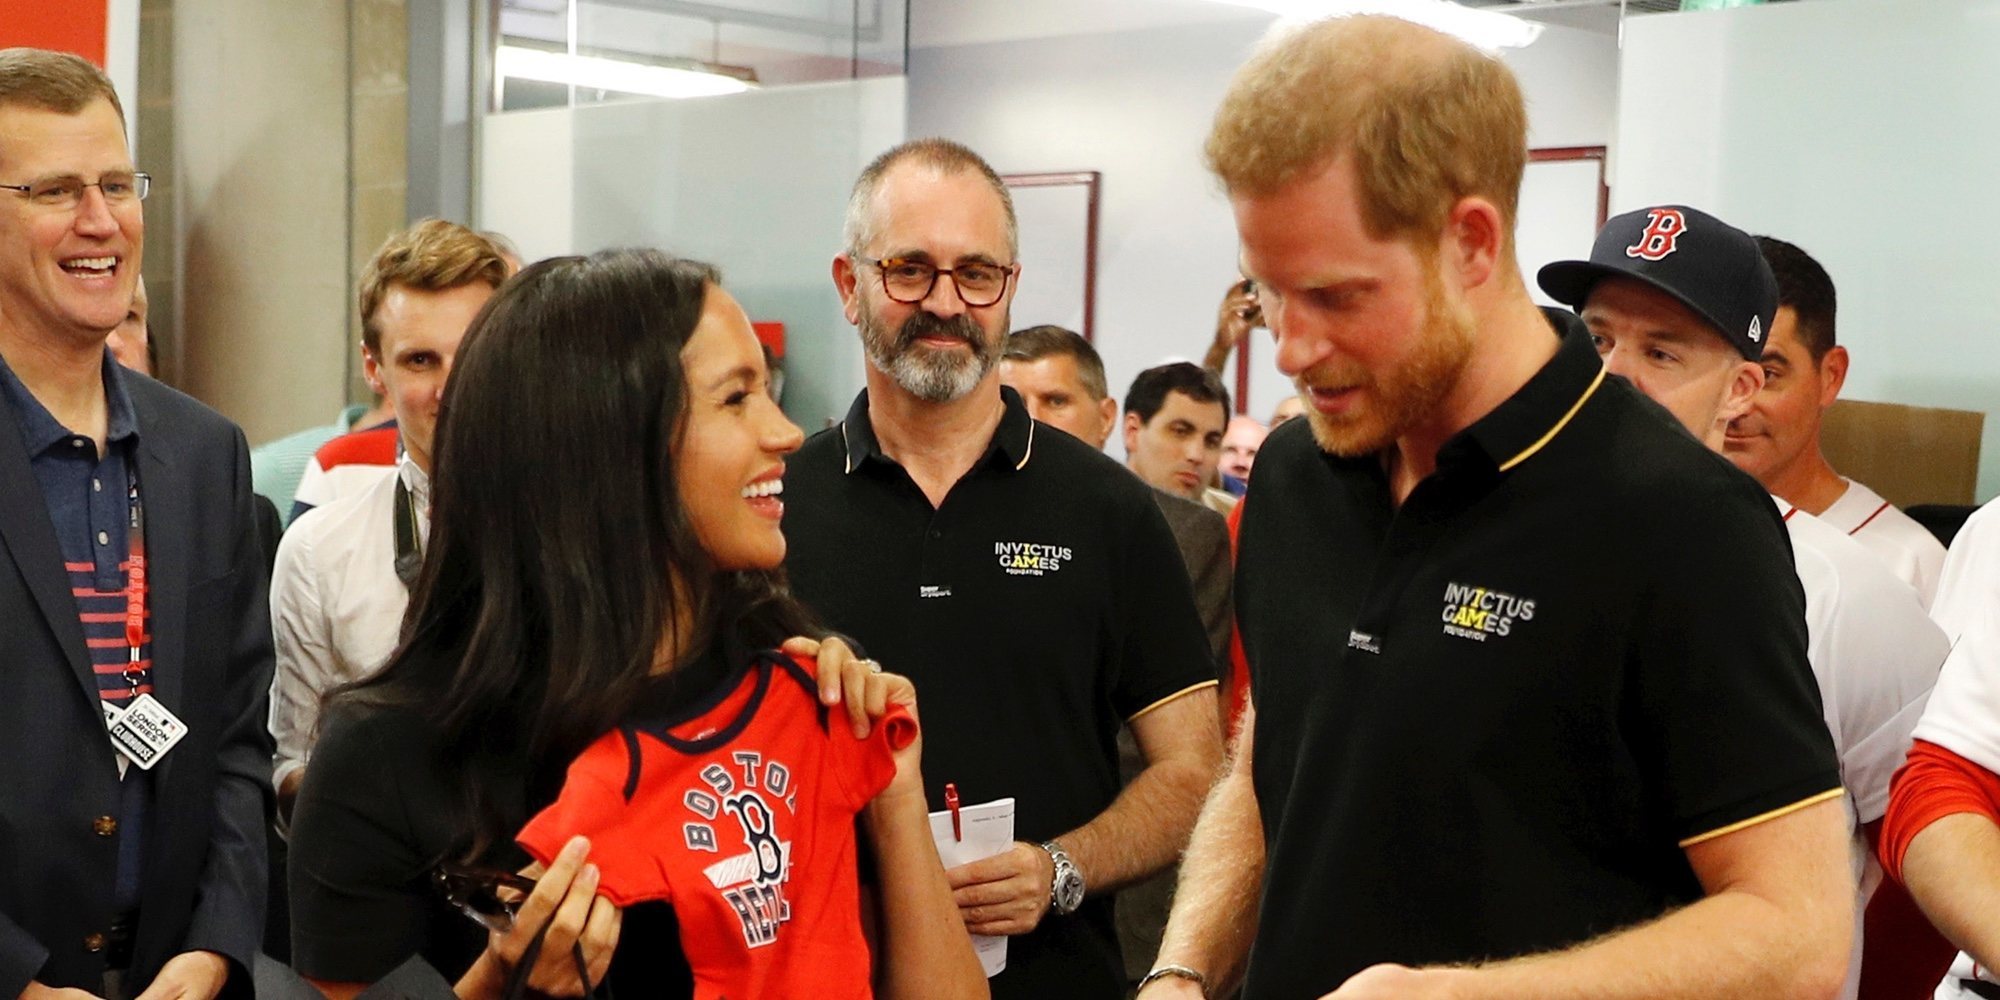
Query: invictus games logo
995 541 1073 576
1441 581 1536 642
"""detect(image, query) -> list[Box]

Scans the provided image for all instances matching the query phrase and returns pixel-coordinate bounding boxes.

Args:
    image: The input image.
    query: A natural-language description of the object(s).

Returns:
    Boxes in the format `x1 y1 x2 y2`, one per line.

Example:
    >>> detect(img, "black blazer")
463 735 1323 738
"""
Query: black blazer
0 371 274 997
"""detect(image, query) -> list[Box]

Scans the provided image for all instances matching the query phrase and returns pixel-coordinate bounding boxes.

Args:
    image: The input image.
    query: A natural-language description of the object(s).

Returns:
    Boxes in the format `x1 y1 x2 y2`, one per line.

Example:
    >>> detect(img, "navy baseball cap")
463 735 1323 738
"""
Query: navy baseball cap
1537 205 1778 361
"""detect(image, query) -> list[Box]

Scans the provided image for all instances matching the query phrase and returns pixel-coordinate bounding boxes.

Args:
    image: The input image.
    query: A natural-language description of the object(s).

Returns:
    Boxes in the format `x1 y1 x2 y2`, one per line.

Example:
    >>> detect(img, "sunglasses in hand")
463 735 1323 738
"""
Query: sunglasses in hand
434 862 538 934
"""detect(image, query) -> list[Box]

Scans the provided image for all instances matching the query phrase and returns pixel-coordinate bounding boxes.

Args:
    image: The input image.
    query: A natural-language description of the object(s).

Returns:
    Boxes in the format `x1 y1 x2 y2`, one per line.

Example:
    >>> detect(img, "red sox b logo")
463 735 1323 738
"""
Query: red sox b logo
1625 208 1687 261
725 793 785 885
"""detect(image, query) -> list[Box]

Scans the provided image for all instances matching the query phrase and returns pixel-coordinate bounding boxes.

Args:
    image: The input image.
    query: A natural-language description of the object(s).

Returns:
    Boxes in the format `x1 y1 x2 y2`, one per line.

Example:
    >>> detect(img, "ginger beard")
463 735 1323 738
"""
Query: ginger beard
1300 261 1475 458
858 296 1005 404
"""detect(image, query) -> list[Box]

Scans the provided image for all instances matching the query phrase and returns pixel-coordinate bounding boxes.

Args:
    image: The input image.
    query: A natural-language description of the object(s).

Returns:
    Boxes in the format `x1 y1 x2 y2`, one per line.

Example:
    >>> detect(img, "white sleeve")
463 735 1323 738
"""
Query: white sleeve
1915 619 2000 779
268 512 338 791
1806 536 1949 825
1933 500 2000 642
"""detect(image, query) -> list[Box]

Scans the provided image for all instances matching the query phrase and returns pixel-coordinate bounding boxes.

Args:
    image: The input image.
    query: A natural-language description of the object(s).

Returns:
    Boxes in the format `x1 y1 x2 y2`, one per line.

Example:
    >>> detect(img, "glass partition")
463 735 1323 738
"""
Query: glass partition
478 0 907 429
480 82 904 430
492 0 907 111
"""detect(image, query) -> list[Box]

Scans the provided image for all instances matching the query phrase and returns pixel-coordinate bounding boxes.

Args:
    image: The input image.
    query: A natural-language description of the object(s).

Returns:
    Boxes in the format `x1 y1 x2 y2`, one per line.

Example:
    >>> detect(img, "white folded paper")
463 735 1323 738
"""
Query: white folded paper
928 795 1017 978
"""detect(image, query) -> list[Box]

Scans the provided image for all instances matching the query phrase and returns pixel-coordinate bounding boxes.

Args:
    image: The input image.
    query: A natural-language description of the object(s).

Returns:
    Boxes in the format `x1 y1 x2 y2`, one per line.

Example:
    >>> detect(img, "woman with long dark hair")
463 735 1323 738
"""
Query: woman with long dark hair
287 249 985 999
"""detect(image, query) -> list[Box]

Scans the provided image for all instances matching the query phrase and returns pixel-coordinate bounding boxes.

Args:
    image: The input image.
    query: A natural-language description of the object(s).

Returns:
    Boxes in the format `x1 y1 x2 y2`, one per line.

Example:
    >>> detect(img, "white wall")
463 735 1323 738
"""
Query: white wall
480 77 906 429
1614 0 2000 500
909 18 1620 457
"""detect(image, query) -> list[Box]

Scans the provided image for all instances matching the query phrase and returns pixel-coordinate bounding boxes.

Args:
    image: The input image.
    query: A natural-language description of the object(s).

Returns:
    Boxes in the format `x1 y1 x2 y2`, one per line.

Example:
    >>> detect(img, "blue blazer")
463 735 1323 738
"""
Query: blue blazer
0 371 273 996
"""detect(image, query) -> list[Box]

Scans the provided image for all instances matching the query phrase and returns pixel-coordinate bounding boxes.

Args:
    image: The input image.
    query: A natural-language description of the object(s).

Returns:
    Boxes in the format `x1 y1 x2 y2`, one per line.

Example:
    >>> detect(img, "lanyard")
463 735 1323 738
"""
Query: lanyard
124 469 148 695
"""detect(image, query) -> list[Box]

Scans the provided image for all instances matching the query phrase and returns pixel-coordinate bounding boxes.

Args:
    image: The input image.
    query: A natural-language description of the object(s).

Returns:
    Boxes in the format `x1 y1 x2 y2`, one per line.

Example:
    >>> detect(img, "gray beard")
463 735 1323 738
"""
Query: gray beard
860 311 1002 404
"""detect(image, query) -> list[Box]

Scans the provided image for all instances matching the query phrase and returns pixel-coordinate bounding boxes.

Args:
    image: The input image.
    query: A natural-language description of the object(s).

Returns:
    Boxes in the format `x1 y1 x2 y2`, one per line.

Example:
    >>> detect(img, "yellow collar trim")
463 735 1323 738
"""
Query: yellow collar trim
1496 364 1607 473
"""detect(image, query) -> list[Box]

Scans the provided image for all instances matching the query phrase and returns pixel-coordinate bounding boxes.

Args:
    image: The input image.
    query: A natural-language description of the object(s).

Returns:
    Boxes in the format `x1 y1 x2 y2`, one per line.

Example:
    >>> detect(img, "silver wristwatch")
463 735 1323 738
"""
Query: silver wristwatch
1039 839 1085 916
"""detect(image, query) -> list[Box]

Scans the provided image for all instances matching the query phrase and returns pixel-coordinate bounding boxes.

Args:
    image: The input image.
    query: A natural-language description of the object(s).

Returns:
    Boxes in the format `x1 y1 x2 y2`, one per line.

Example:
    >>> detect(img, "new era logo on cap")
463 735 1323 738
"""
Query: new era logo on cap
1536 203 1778 362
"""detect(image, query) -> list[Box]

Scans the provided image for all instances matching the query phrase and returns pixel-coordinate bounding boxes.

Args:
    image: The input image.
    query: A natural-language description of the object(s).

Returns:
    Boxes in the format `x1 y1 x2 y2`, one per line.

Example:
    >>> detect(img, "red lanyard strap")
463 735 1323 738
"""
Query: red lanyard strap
124 469 147 688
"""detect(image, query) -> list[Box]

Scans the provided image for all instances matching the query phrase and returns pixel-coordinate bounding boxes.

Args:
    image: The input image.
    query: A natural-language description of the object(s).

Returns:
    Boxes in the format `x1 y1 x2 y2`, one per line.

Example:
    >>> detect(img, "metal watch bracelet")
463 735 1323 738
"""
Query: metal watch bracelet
1136 964 1210 997
1039 839 1085 915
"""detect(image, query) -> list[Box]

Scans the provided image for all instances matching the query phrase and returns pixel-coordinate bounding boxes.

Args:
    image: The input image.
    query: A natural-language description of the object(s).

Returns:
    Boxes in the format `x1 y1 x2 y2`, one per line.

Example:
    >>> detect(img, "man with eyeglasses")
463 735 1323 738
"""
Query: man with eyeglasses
0 48 271 1000
782 138 1223 999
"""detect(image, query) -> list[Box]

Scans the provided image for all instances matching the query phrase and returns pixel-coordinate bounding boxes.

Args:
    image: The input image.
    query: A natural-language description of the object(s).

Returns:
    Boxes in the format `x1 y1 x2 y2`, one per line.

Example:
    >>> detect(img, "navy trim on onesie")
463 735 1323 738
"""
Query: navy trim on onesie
615 648 833 801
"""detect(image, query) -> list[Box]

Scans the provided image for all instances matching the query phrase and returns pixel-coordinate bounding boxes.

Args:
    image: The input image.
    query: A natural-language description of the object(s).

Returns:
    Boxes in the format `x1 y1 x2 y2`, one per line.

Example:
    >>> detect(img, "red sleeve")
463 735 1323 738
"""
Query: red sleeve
1224 501 1251 737
1880 738 2000 882
791 654 917 811
517 732 658 907
835 705 915 811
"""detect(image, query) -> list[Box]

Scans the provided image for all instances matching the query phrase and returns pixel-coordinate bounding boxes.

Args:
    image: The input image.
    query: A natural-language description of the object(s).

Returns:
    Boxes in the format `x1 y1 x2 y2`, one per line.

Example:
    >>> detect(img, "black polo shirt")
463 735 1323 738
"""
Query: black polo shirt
1234 310 1841 998
783 386 1216 1000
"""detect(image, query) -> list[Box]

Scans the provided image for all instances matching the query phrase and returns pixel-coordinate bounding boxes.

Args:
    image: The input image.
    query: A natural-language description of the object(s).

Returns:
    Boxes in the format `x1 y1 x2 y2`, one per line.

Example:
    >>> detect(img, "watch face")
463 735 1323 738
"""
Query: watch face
1055 870 1085 913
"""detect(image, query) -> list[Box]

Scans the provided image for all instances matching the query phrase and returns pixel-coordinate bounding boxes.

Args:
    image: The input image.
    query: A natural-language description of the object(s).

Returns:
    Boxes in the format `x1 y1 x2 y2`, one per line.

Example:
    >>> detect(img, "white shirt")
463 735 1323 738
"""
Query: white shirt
1783 502 1949 1000
1914 616 2000 997
268 457 430 790
1818 479 1947 610
1930 496 2000 643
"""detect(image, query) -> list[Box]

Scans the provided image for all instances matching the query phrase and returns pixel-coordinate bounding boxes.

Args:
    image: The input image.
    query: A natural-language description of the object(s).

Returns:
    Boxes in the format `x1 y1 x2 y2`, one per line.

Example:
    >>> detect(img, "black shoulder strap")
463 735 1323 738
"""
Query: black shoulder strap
392 475 421 588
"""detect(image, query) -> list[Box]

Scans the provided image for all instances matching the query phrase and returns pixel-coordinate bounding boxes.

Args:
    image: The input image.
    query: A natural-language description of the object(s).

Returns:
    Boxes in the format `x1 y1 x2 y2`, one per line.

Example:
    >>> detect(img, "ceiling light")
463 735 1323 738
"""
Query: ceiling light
1200 0 1545 50
495 45 756 100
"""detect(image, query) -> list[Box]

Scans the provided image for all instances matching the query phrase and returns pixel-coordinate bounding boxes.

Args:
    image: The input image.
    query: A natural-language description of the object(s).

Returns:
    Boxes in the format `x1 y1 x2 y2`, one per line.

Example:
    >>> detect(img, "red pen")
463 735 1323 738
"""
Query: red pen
945 782 962 842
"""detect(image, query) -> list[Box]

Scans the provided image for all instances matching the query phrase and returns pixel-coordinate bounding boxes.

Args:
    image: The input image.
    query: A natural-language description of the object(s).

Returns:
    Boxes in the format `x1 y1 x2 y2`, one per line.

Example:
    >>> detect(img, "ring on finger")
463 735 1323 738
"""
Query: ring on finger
858 658 883 674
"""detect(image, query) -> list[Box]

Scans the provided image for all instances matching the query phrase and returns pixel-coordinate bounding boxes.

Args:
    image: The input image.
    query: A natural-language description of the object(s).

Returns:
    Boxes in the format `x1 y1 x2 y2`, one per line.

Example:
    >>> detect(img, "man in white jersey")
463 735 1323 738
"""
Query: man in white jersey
1722 236 1946 606
1881 589 2000 999
1927 497 2000 642
1540 206 1948 1000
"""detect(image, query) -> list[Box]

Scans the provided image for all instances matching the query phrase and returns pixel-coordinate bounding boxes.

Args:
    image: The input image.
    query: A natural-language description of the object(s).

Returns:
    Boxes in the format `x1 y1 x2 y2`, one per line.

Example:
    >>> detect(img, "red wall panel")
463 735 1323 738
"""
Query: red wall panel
0 1 109 67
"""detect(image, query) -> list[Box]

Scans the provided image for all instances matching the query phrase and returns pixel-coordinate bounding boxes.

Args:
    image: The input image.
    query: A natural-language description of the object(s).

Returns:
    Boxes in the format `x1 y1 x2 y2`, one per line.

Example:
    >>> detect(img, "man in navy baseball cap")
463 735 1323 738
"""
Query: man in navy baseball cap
1538 204 1778 448
1540 205 1949 1000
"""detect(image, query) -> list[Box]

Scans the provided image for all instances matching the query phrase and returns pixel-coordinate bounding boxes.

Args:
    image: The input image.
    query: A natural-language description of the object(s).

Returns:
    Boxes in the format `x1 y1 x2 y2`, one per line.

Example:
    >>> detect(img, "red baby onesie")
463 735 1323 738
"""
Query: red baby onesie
518 651 916 1000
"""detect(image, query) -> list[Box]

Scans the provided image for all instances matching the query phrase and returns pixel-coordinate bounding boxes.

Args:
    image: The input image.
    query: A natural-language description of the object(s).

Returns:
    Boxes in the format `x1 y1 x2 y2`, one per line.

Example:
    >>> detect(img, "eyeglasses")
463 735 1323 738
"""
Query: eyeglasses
862 256 1016 308
434 862 538 933
0 172 150 211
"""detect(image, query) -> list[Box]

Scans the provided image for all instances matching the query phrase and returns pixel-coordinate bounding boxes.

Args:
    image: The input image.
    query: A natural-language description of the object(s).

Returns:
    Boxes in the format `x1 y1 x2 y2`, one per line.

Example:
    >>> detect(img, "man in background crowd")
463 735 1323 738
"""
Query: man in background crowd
105 275 149 375
271 229 519 526
1218 414 1265 494
1124 362 1236 514
1267 393 1305 428
999 325 1118 451
1721 235 1947 606
267 219 509 821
